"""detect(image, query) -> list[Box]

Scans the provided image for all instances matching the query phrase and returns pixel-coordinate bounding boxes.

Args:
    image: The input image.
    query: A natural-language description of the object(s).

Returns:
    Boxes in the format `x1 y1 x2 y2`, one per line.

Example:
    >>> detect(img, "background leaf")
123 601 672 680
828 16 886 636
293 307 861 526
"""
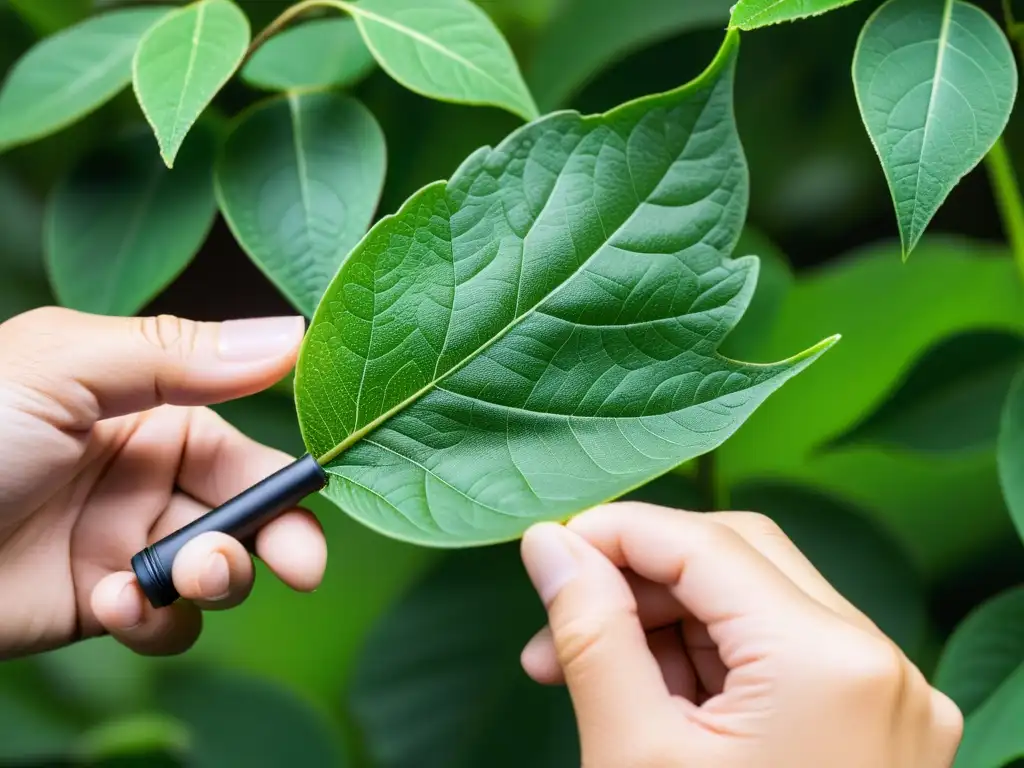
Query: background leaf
527 0 733 110
954 661 1024 767
729 0 861 29
298 34 834 547
8 0 91 36
0 8 171 151
332 0 538 120
45 125 218 316
935 587 1024 717
132 0 250 167
0 686 76 763
349 546 578 768
829 330 1024 454
216 91 386 316
998 368 1024 543
853 0 1017 257
241 17 375 92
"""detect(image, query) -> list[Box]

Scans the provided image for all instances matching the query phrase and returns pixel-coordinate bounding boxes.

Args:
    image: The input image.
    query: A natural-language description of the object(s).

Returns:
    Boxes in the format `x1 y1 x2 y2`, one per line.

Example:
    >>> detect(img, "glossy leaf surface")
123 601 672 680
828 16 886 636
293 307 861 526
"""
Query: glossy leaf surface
46 127 217 316
0 8 170 151
326 0 537 120
935 586 1024 718
133 0 250 167
528 0 733 110
241 18 375 92
216 91 386 317
853 0 1017 257
829 330 1024 453
730 0 860 29
295 34 835 546
998 369 1024 543
350 547 578 768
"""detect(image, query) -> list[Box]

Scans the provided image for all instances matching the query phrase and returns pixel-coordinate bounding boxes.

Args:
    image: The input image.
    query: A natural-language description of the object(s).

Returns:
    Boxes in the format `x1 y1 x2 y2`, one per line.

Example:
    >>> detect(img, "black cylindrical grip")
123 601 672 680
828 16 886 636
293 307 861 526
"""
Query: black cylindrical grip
131 454 327 608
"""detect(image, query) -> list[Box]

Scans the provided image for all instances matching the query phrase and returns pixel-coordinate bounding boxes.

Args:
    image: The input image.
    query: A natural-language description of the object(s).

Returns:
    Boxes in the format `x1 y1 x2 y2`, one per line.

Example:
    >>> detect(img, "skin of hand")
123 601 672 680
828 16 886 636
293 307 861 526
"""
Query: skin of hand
0 307 327 659
520 503 964 768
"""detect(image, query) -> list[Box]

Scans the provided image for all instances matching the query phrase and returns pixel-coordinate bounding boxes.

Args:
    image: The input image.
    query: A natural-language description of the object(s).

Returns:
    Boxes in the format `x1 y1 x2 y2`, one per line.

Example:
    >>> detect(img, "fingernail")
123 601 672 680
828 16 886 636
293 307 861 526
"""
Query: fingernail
200 553 231 600
523 524 578 606
116 581 143 630
218 317 305 361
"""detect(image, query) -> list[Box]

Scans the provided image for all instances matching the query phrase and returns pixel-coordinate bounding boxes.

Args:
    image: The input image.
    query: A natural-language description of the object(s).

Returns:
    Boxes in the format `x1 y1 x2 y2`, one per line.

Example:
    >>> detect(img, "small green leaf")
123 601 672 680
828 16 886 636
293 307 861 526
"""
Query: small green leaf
0 8 171 151
954 661 1024 767
216 91 386 317
241 18 375 92
732 482 929 655
45 126 218 316
295 32 836 547
528 0 733 110
729 0 860 29
75 714 189 764
132 0 250 167
853 0 1017 258
934 587 1024 717
998 368 1024 543
325 0 538 120
350 547 578 768
829 330 1024 454
159 668 346 767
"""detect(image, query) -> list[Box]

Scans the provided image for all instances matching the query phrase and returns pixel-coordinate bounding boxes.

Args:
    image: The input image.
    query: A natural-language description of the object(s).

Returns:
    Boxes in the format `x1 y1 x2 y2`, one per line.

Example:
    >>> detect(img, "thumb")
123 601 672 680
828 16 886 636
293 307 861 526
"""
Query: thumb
521 523 671 756
0 308 304 425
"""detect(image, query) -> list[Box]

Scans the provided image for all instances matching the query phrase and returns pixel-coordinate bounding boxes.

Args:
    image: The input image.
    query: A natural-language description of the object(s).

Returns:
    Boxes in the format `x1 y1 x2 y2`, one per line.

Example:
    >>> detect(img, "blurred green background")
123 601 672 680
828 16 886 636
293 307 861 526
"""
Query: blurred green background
3 0 1024 765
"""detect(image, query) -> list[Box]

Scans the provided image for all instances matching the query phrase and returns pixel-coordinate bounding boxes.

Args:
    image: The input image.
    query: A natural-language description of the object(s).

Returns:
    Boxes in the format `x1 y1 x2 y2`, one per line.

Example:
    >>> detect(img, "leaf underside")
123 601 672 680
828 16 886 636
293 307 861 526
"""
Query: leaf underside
853 0 1017 258
295 32 836 548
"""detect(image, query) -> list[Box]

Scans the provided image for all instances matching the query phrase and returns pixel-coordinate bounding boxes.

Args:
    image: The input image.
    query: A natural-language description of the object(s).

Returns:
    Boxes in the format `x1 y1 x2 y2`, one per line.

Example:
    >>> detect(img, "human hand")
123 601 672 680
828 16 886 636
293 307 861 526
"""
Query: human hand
520 503 963 768
0 308 326 659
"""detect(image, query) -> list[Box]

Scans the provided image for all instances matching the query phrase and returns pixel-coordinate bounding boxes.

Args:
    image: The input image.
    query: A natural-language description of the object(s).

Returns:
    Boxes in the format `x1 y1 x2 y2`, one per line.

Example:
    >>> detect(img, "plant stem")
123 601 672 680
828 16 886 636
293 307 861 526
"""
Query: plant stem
696 452 727 511
244 0 327 64
985 137 1024 286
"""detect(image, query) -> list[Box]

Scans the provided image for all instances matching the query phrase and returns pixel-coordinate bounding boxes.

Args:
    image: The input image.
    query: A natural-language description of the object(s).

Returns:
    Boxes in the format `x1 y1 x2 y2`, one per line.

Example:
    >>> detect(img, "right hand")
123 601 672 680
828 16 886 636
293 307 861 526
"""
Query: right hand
519 502 962 768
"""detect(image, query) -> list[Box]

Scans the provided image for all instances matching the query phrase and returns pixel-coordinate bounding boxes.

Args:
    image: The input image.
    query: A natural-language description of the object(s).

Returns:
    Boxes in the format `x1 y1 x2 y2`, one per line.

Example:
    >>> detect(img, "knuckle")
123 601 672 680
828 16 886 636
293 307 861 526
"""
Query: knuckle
727 511 788 542
832 634 908 696
554 612 620 673
136 315 199 360
931 690 965 744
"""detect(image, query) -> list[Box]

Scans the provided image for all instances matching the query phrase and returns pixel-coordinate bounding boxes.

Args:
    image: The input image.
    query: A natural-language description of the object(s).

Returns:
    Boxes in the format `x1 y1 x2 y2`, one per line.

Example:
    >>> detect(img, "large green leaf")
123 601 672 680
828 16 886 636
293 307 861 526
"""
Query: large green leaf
0 8 171 151
729 0 860 29
349 546 578 768
45 126 218 316
310 0 537 120
132 0 250 167
158 668 346 767
829 330 1024 454
295 33 835 547
527 0 733 110
216 91 386 317
934 587 1024 718
732 482 928 656
954 661 1024 767
998 369 1024 543
241 18 375 92
853 0 1017 258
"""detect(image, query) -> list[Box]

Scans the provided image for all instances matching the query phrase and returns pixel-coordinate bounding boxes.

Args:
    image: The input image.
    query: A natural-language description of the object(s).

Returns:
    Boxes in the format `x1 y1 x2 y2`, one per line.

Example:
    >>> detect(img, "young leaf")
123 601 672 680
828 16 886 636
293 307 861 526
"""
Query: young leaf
294 32 837 547
216 91 386 317
241 18 375 92
45 126 218 316
954 661 1024 767
934 587 1024 717
320 0 538 120
729 0 860 30
853 0 1017 258
528 0 733 110
0 8 171 152
350 547 579 768
998 368 1024 543
132 0 250 167
828 330 1024 454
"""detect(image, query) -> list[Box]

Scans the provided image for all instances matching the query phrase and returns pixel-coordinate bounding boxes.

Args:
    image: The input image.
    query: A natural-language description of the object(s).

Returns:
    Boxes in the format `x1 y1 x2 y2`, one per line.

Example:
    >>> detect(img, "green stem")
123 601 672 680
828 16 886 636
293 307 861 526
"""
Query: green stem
696 452 728 511
244 0 327 64
985 137 1024 286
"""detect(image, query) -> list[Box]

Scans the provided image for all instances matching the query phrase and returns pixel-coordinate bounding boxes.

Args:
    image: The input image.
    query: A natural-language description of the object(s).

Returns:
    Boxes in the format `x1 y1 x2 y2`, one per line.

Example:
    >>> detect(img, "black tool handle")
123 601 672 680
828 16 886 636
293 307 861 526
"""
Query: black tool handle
131 454 327 608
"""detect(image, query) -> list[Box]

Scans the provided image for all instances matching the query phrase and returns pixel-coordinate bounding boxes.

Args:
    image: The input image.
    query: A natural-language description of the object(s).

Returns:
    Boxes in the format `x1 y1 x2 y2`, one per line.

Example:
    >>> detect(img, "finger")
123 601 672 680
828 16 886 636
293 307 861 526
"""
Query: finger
566 502 832 668
171 532 254 610
926 690 964 767
648 625 699 701
177 409 327 591
521 523 676 748
707 511 880 634
91 571 202 656
0 307 303 427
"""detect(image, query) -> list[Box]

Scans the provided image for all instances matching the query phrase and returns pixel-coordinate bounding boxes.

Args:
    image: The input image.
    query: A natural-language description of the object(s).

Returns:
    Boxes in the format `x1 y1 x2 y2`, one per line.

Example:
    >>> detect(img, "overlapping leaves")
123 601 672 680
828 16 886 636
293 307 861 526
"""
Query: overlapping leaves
295 33 836 546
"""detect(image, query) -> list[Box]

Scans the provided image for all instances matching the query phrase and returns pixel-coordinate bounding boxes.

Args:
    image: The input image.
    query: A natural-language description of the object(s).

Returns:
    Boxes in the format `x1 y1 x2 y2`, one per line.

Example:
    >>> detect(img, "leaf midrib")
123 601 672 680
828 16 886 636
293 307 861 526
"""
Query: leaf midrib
168 0 208 153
